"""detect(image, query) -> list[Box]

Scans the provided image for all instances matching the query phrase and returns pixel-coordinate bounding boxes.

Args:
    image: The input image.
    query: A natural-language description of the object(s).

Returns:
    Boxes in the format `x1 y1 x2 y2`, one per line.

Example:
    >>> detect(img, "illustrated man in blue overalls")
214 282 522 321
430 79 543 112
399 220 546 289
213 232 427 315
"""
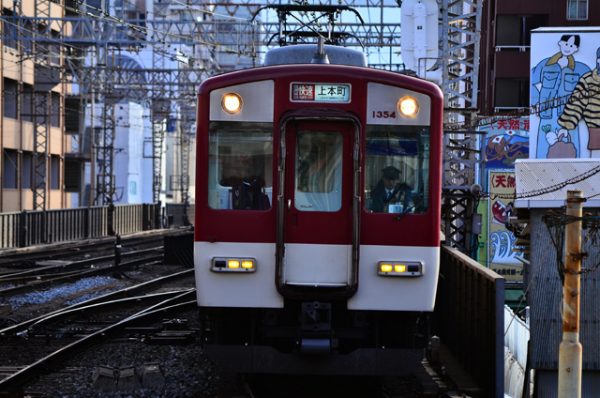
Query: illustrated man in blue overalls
531 34 590 158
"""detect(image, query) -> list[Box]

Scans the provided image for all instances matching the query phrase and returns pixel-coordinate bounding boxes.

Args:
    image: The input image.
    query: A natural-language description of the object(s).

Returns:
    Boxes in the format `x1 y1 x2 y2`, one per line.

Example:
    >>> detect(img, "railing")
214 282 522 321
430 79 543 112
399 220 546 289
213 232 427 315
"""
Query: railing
434 245 505 398
0 203 161 249
495 45 530 52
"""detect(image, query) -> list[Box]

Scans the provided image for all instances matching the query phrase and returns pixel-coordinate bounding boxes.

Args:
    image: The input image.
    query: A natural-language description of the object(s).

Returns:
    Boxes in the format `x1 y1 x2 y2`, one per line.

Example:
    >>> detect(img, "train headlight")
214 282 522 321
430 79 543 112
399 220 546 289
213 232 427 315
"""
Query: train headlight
221 92 243 114
377 261 423 277
398 96 419 118
211 257 256 273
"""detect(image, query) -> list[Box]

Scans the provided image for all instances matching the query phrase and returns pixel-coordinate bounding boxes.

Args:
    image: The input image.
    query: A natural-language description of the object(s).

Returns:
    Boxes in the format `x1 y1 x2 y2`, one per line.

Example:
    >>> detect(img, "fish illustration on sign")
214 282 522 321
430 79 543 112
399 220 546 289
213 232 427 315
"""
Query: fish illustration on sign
485 131 528 168
491 199 513 224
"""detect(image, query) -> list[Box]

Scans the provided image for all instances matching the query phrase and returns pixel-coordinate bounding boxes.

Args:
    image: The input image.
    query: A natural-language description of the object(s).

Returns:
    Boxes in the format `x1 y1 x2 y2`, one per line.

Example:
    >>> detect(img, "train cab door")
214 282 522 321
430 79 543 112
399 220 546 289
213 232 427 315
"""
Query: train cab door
279 119 357 291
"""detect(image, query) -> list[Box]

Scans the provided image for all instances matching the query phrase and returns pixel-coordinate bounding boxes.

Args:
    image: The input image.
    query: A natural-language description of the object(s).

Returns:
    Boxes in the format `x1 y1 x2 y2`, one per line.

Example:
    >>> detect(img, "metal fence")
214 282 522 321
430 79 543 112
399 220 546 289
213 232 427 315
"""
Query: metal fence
165 203 194 227
434 245 505 398
0 203 161 249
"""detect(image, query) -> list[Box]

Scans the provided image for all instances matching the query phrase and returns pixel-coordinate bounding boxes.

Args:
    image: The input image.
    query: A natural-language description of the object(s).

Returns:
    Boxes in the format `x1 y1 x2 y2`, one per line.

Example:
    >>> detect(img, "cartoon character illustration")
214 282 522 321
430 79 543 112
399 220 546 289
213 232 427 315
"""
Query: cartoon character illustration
485 132 528 167
491 199 513 225
531 34 590 158
559 46 600 153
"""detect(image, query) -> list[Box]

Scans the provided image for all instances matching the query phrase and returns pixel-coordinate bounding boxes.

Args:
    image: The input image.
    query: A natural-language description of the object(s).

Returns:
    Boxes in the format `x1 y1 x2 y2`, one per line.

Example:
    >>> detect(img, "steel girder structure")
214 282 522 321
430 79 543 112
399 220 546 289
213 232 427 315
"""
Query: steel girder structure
4 0 404 208
442 132 482 254
5 1 486 242
441 0 481 114
151 3 171 206
32 0 52 213
440 0 484 253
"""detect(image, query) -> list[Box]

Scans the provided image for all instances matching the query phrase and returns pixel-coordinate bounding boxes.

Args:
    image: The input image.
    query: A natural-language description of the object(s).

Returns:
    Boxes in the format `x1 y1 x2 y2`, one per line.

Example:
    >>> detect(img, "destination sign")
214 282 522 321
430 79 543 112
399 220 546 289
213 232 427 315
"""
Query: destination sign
291 83 351 103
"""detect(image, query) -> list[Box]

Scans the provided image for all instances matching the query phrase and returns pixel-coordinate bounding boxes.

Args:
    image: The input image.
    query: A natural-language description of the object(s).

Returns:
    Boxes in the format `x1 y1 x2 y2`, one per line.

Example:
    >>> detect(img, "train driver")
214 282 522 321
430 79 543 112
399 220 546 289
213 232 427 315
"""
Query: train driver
369 166 412 213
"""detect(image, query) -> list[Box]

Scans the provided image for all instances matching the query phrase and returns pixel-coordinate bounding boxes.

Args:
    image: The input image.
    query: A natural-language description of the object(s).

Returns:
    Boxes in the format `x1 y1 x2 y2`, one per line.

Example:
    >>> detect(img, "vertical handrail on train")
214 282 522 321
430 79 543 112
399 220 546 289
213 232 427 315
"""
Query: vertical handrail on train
435 245 505 398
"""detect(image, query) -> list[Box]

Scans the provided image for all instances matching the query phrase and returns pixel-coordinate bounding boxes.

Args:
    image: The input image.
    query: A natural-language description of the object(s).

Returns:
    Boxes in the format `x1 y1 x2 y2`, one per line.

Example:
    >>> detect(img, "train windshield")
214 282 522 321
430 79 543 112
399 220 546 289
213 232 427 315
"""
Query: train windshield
294 131 343 212
364 125 430 214
207 121 273 210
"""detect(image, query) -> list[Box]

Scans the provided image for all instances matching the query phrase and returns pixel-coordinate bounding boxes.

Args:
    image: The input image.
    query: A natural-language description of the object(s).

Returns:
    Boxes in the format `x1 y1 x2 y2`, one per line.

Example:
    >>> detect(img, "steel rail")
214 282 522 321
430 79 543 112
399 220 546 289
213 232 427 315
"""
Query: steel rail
0 233 168 268
0 255 163 297
0 246 163 282
27 289 194 332
0 269 194 336
0 295 196 396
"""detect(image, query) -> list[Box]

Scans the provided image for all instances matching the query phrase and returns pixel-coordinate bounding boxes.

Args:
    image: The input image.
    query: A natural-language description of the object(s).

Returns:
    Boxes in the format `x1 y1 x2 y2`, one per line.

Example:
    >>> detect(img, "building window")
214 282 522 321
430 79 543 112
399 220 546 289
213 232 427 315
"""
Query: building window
3 78 18 119
2 149 18 189
51 92 61 128
2 9 17 49
21 84 33 122
65 97 81 133
494 78 529 110
496 15 547 48
64 159 82 192
22 152 32 189
50 155 60 190
567 0 588 20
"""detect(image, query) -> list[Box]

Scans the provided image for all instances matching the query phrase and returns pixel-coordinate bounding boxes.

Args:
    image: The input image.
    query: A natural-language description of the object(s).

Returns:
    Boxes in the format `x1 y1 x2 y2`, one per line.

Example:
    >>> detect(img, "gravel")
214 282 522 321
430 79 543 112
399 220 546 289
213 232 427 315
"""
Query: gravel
23 310 220 398
6 276 126 310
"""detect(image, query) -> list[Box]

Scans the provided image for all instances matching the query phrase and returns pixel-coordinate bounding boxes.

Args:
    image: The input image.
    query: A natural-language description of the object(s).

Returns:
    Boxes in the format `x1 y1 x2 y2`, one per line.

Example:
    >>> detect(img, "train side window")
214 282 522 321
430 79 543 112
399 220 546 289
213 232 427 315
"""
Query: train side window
364 125 430 214
208 121 273 210
295 131 343 212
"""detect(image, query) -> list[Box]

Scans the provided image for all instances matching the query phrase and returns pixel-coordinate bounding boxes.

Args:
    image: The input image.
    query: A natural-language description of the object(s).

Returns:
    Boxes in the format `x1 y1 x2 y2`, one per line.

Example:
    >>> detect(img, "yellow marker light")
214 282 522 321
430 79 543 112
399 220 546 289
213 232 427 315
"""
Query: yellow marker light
398 96 419 118
222 93 243 114
380 263 393 273
378 260 423 277
394 264 407 273
212 257 256 273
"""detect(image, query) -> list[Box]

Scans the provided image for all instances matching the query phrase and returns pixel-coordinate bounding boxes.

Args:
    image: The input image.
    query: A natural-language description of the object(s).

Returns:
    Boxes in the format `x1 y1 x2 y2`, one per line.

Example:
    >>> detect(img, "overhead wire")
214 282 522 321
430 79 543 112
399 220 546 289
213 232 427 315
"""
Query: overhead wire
476 164 600 201
1 4 253 76
169 0 253 22
69 0 257 56
0 12 209 106
475 88 600 130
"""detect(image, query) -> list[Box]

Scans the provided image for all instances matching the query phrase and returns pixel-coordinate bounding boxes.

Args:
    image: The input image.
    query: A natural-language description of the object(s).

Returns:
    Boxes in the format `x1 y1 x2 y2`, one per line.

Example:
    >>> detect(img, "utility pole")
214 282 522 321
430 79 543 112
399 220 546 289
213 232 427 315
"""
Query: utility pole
558 190 585 398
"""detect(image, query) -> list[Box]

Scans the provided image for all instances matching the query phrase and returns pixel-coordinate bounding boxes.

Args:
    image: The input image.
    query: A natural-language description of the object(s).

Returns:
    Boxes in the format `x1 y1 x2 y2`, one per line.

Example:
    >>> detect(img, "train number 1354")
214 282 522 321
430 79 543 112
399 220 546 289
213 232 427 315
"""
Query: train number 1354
372 110 396 119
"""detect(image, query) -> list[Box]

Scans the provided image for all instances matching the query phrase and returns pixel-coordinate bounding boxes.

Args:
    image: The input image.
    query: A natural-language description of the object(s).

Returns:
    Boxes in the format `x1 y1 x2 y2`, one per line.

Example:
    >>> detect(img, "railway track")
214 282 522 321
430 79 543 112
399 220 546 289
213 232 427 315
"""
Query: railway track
0 247 163 296
0 228 189 271
0 269 196 396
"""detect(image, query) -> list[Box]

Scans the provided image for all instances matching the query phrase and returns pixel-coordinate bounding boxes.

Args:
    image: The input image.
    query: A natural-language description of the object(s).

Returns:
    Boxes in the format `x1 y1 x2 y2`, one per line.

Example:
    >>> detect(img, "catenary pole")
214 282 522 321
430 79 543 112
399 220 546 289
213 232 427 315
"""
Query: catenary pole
558 190 585 398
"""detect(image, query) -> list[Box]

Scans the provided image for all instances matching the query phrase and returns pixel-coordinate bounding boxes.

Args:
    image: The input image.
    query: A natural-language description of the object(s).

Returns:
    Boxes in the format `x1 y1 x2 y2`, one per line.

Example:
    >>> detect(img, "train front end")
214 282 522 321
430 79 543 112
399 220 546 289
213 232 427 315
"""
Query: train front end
194 45 443 375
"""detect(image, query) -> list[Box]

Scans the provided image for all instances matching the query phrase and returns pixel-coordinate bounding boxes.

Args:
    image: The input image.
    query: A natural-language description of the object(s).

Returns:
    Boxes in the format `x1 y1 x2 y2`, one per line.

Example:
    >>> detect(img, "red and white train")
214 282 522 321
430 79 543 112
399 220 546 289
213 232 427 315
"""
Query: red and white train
194 43 443 374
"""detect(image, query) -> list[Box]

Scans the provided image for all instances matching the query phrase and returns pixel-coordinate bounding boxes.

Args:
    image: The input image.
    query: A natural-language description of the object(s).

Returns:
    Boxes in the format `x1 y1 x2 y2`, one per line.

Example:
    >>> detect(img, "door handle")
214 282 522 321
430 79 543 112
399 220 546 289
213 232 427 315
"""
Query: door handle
287 199 292 209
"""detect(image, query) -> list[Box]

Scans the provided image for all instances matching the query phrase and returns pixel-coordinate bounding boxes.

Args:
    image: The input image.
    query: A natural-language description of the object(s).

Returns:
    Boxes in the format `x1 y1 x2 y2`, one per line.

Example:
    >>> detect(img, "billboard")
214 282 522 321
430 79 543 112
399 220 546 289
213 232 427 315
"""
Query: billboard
530 28 600 159
479 117 529 169
488 170 524 281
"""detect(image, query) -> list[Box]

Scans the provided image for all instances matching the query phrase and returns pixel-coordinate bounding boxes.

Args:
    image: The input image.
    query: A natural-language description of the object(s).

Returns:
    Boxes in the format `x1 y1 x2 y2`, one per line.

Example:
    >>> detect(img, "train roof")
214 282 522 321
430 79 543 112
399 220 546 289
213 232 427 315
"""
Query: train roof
264 44 367 67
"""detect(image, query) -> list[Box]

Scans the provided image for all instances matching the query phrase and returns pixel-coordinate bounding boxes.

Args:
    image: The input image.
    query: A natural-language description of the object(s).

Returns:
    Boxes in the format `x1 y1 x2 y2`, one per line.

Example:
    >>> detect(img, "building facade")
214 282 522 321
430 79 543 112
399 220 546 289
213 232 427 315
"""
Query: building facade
0 0 75 212
475 0 600 278
479 0 600 115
